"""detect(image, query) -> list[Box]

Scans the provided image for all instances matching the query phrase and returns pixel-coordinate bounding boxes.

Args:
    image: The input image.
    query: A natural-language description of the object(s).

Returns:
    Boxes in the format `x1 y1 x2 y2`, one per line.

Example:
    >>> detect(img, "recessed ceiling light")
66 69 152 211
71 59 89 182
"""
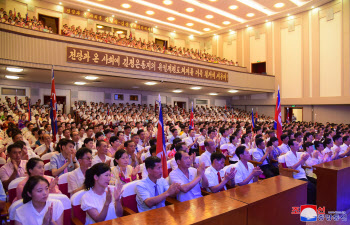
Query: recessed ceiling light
311 6 315 9
5 75 20 80
135 21 138 23
116 31 123 34
121 3 131 8
209 0 217 2
186 23 194 26
246 13 255 17
155 26 158 28
112 15 115 17
6 67 23 72
59 2 62 5
223 21 231 25
209 93 218 95
205 15 214 19
97 25 103 29
74 82 86 85
287 14 290 16
274 3 285 8
146 10 154 15
213 34 217 36
203 28 210 31
173 90 183 93
228 90 238 93
229 5 238 10
246 25 249 27
163 0 173 5
145 81 157 85
186 8 194 12
167 17 175 21
173 30 176 33
191 87 202 90
87 9 90 12
265 20 269 22
189 35 194 38
85 76 98 80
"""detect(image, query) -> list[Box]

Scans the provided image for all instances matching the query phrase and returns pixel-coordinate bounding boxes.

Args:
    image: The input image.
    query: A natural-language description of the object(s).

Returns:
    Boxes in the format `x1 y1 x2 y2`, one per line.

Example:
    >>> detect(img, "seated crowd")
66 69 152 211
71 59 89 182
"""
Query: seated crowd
0 97 349 224
0 8 239 67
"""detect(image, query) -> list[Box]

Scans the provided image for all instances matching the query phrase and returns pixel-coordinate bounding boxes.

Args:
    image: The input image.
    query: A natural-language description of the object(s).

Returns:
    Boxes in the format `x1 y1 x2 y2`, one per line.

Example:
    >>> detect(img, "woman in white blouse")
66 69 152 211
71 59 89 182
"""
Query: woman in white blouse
14 176 64 225
81 163 123 225
110 149 140 185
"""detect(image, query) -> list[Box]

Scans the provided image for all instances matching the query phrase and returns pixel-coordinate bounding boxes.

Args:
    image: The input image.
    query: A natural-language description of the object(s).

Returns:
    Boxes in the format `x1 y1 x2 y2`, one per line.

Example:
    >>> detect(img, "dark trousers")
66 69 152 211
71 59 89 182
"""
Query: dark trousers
299 178 317 205
259 164 278 178
229 161 238 164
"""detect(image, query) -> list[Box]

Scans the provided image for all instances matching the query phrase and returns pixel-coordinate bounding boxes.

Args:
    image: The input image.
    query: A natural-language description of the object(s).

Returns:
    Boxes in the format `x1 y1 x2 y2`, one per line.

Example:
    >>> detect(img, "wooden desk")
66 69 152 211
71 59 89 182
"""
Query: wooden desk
217 176 307 225
95 194 248 225
313 157 350 211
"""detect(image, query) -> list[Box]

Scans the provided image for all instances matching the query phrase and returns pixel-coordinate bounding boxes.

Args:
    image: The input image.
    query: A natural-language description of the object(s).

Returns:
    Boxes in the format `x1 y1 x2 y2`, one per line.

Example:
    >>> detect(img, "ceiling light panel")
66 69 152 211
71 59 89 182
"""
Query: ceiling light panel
255 0 297 12
236 0 275 15
129 0 221 28
75 0 204 34
183 0 246 23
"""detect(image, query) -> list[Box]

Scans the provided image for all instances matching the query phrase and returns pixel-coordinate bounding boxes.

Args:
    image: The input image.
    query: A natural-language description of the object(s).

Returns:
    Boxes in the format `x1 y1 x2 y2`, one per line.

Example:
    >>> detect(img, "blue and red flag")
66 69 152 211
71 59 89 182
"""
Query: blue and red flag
156 94 168 178
50 66 58 142
251 108 255 129
286 107 290 124
274 86 282 144
189 102 194 129
27 100 31 121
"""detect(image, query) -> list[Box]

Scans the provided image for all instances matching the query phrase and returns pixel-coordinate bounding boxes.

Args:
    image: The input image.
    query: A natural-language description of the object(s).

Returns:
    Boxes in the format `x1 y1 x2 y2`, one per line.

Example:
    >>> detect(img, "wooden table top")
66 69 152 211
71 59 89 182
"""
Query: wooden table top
313 157 350 171
95 193 248 225
216 175 307 204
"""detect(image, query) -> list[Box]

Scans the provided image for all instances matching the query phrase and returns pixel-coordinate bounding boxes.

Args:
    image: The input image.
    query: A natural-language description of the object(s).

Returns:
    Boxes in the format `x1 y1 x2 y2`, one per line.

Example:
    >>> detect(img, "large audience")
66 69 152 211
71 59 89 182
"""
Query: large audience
0 95 349 224
0 9 239 67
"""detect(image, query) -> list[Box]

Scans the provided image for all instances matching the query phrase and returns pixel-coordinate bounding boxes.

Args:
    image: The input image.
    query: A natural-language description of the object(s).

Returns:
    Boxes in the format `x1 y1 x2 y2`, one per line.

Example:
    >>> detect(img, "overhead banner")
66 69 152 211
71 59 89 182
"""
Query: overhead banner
63 7 153 32
66 46 228 82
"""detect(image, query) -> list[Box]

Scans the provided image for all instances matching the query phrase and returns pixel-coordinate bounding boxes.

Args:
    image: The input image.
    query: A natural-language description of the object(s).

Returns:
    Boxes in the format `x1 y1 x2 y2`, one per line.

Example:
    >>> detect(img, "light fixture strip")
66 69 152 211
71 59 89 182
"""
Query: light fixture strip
183 0 246 23
75 0 203 34
288 0 307 7
130 0 221 28
236 0 275 15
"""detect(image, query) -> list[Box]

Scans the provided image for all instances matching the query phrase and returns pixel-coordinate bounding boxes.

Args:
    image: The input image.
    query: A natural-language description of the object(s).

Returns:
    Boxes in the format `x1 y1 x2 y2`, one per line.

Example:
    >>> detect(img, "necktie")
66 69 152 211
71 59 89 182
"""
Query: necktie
262 149 270 163
217 172 225 191
64 159 68 173
154 183 161 208
59 135 62 140
76 143 78 150
192 137 197 149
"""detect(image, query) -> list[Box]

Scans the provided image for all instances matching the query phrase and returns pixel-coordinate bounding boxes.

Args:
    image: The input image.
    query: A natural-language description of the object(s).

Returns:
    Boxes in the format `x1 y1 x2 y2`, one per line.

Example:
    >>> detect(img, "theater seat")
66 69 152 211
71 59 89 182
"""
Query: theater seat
41 152 57 164
121 180 140 215
8 177 26 203
44 163 52 176
8 199 23 225
58 172 70 198
278 155 299 178
49 193 72 225
71 190 86 225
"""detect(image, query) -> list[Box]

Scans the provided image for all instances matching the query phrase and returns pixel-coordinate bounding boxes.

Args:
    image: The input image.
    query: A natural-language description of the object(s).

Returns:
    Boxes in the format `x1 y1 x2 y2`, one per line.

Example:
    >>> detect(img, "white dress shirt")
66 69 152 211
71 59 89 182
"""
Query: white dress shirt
234 160 254 185
169 167 202 202
220 137 230 146
199 150 212 168
252 148 269 165
285 151 307 180
67 167 85 193
135 176 169 212
279 143 290 154
205 166 226 192
227 144 239 162
91 155 114 167
184 136 197 149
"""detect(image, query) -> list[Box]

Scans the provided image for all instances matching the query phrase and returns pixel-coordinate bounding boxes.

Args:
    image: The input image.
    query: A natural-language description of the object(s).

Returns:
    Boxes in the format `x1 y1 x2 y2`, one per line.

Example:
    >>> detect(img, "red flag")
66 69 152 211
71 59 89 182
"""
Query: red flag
225 104 227 110
189 102 194 129
156 95 168 178
27 100 31 121
50 66 58 142
274 87 282 144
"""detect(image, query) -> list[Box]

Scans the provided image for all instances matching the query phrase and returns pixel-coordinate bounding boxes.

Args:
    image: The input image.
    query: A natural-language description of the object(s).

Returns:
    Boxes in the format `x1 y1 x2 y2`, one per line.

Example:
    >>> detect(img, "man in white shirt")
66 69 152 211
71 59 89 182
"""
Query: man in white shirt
339 136 350 158
332 134 350 158
136 156 180 212
168 128 180 144
252 138 277 178
227 135 239 164
205 152 236 193
179 126 190 139
197 128 207 143
234 146 262 186
169 150 208 202
68 147 92 194
285 139 316 204
91 140 114 167
71 131 83 151
279 134 290 154
34 134 54 157
199 139 216 168
184 130 199 154
219 127 230 146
